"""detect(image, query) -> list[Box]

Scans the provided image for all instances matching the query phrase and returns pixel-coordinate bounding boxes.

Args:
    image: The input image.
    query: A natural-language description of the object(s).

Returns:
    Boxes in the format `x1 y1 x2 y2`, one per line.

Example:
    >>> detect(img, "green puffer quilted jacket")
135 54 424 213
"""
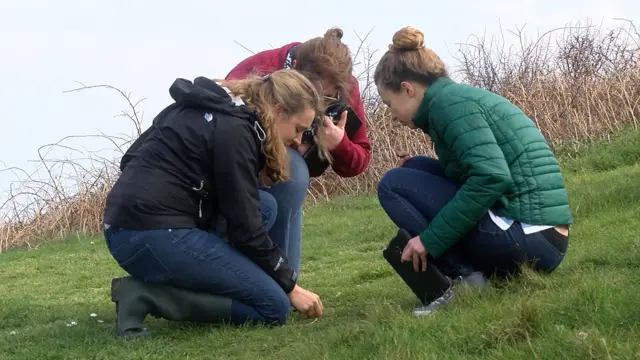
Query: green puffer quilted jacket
413 77 573 258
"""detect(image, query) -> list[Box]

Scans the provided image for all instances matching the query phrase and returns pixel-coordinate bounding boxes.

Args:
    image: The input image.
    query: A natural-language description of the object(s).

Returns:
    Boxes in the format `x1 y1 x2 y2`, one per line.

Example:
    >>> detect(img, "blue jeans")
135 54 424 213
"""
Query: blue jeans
260 147 309 274
377 156 568 279
104 190 291 325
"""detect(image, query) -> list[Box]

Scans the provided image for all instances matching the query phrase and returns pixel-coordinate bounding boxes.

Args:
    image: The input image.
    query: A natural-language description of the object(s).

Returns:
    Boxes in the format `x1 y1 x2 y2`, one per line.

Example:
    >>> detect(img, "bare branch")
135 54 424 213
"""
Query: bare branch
233 40 256 55
62 82 146 136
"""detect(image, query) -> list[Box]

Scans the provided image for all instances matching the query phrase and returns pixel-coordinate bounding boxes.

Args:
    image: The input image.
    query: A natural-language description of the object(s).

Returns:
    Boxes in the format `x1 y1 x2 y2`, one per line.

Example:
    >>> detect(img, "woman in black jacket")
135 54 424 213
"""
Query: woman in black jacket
105 69 324 338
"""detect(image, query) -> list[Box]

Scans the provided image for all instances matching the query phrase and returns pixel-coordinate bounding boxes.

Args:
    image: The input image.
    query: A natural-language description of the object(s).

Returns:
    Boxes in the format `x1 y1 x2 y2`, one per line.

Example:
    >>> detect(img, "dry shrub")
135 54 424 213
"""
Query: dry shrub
455 18 640 145
1 18 639 252
0 83 144 252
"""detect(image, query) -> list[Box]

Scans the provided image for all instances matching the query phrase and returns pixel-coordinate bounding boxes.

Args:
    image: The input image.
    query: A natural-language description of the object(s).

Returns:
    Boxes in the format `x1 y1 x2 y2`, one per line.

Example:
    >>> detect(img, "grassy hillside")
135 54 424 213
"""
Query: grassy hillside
1 132 639 360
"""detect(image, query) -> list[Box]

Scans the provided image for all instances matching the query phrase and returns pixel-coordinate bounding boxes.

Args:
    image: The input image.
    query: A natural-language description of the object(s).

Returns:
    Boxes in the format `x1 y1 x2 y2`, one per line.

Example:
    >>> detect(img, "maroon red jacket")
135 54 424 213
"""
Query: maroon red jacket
225 42 371 178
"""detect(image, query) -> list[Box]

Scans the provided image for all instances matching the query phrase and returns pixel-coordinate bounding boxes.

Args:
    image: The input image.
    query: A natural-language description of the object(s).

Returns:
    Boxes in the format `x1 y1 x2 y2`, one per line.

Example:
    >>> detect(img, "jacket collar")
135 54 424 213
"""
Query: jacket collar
282 43 301 69
411 77 455 129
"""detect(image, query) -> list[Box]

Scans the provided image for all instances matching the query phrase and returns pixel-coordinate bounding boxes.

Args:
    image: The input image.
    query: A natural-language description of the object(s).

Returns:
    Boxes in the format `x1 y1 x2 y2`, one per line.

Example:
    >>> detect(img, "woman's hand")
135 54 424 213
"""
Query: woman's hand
401 236 428 272
288 285 324 318
293 141 312 156
290 134 312 156
314 111 347 151
396 150 411 167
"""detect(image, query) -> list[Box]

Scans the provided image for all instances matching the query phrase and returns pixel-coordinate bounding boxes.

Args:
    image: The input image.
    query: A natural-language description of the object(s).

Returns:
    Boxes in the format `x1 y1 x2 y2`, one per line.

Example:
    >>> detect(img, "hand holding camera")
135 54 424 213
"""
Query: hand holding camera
299 98 362 176
314 110 348 152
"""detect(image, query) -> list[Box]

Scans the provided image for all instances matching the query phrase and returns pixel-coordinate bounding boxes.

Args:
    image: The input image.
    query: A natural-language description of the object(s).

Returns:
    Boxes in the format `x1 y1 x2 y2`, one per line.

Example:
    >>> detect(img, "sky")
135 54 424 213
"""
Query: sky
0 0 637 204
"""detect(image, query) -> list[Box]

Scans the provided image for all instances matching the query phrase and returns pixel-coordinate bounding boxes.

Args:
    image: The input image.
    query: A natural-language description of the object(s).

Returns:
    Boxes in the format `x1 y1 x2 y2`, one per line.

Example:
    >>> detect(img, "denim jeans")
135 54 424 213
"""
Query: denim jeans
260 147 309 274
103 189 291 325
377 156 568 279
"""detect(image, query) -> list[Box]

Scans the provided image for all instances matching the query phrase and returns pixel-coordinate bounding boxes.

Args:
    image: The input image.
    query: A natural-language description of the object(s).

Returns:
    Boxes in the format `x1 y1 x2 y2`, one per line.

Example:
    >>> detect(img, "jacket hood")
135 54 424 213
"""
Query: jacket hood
169 76 256 121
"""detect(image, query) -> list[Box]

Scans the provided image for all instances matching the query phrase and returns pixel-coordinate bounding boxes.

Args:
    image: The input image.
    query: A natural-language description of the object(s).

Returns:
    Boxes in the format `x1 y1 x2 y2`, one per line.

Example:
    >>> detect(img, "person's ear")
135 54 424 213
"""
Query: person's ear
273 103 285 121
400 81 415 97
291 59 297 69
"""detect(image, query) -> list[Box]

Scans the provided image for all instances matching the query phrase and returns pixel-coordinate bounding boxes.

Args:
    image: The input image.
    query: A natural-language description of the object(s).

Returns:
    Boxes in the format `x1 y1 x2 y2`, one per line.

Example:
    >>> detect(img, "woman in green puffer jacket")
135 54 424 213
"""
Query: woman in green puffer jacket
374 26 573 316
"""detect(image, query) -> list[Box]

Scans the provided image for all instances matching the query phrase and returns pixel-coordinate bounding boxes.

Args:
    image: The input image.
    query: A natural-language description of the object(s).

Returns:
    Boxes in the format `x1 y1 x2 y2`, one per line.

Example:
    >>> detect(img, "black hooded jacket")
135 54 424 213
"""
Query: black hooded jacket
104 77 298 293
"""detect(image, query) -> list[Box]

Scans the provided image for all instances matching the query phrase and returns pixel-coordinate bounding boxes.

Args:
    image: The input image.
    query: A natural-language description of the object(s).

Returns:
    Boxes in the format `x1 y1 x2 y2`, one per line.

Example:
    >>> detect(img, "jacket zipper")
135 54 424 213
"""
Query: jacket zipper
192 180 204 218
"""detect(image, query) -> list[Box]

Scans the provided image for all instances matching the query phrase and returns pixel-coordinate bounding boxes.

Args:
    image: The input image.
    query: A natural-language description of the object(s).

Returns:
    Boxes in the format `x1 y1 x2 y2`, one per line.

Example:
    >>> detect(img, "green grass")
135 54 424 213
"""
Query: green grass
2 134 640 360
556 126 640 174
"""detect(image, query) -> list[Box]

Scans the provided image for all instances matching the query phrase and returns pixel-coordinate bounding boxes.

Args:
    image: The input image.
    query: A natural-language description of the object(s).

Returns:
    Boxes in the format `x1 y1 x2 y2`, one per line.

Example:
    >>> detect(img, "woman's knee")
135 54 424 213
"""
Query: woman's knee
264 148 309 210
258 190 278 230
258 289 291 325
402 156 442 175
286 147 310 195
377 168 410 216
377 167 405 197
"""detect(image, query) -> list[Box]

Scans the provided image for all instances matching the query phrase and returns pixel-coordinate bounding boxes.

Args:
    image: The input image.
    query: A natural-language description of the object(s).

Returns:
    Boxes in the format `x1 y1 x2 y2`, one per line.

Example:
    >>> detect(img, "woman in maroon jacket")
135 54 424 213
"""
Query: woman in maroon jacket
226 27 371 275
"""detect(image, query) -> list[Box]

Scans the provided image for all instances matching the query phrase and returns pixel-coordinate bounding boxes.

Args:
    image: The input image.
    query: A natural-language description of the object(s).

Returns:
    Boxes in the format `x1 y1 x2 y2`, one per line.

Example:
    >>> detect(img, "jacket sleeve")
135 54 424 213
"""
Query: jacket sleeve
419 98 513 258
211 122 298 293
324 75 372 178
120 126 153 171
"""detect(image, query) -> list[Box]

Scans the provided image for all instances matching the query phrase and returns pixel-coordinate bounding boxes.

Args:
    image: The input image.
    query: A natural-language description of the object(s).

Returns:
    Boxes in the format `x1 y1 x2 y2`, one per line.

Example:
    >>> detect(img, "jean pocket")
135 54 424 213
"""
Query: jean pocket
518 233 565 273
472 216 523 269
167 228 208 261
168 228 229 263
116 244 174 283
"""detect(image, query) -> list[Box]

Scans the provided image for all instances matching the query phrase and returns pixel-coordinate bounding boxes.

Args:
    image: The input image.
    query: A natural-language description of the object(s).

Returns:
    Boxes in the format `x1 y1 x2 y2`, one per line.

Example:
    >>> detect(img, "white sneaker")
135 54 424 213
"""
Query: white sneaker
411 271 487 317
458 271 488 289
411 286 455 317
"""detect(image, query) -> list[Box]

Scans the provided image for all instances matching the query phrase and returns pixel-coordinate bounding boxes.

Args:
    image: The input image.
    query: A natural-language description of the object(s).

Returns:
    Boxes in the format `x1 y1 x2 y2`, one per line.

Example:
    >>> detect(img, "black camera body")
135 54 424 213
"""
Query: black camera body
301 99 362 176
300 100 349 146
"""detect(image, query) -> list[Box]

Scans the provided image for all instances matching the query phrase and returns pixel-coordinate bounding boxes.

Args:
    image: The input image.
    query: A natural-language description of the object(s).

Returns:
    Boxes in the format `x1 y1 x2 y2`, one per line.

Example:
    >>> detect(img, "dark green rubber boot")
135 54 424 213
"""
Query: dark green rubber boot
110 276 233 338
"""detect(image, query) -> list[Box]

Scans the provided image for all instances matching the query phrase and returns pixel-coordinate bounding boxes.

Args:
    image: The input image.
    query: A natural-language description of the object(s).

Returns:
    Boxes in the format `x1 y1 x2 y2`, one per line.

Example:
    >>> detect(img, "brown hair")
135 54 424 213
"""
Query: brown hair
374 26 449 91
217 69 322 185
293 27 353 101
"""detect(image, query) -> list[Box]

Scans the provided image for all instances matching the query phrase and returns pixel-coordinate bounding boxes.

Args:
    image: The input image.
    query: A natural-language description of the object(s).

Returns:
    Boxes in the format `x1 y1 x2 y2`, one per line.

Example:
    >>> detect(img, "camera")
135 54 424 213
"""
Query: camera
300 99 348 145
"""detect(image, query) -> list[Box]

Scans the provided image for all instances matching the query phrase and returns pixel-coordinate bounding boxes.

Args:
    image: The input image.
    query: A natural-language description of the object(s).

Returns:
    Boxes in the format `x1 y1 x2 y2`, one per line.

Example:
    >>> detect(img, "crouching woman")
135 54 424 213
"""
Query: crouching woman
103 69 324 337
373 26 573 314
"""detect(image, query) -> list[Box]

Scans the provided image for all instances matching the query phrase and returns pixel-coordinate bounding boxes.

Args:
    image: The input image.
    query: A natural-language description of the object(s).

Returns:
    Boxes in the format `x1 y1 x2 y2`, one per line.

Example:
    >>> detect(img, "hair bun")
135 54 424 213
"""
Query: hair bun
324 27 344 42
389 26 424 52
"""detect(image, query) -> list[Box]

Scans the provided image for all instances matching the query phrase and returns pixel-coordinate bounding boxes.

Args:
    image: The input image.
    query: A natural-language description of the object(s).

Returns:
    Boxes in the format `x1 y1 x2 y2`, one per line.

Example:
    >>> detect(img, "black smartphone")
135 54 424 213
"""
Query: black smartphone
382 229 452 306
